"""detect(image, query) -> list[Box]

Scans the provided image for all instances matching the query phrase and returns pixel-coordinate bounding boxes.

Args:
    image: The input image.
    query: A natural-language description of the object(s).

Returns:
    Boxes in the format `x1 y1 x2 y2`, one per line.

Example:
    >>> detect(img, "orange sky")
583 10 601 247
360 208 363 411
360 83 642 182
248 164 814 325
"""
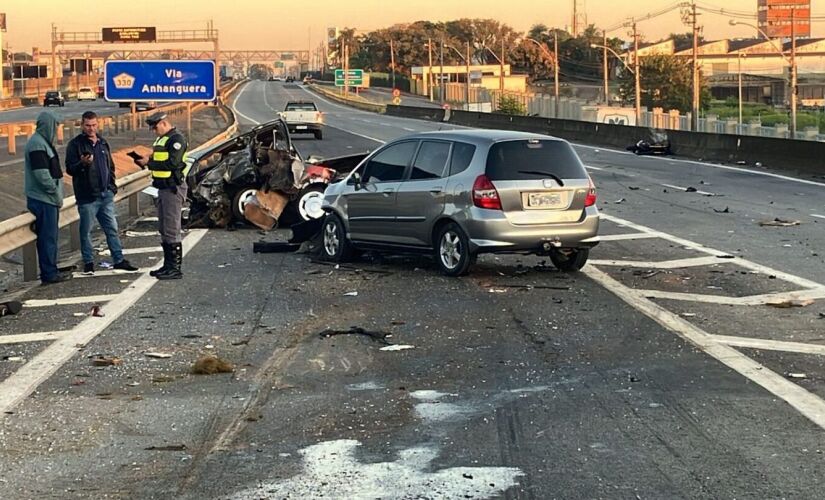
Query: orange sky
1 0 823 53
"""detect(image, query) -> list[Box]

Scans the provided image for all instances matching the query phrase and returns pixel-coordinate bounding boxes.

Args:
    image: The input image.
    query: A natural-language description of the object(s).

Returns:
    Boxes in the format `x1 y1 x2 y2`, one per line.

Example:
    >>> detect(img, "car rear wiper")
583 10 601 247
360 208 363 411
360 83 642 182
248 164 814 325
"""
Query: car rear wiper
516 171 565 186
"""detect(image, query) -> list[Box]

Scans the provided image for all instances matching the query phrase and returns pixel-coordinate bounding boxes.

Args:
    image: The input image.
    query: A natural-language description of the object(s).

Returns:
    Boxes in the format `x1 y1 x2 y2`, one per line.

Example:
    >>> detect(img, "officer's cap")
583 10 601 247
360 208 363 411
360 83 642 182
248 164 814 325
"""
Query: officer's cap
146 112 168 127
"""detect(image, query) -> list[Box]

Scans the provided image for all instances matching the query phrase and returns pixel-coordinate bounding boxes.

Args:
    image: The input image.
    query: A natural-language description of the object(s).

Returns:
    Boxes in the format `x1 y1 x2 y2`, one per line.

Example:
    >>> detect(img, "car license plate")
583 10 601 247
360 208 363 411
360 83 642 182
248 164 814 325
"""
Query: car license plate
528 192 562 208
296 125 308 130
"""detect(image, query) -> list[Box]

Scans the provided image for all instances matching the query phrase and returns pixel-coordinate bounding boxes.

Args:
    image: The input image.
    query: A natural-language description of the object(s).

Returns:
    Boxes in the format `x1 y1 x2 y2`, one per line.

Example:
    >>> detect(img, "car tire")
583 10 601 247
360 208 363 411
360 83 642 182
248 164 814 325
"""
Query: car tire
231 187 258 224
314 129 323 140
322 214 353 262
435 222 473 277
550 248 589 272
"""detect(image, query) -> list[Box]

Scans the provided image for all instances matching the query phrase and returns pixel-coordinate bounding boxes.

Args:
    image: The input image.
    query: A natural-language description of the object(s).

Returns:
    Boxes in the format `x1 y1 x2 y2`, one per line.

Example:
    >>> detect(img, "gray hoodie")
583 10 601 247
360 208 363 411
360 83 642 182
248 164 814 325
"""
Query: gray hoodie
24 111 64 207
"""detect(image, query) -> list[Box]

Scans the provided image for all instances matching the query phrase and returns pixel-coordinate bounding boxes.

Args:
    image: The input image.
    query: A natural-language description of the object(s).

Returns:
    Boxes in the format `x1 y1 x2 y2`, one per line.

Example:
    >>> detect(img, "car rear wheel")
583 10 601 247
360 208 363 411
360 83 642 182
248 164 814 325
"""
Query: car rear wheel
231 187 258 224
550 248 589 272
435 222 473 277
323 214 352 262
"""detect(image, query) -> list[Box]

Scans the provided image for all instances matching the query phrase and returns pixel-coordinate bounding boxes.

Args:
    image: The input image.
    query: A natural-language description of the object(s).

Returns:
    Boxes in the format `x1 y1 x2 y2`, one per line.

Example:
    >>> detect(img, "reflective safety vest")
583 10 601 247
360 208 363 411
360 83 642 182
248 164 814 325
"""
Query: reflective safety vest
150 134 190 180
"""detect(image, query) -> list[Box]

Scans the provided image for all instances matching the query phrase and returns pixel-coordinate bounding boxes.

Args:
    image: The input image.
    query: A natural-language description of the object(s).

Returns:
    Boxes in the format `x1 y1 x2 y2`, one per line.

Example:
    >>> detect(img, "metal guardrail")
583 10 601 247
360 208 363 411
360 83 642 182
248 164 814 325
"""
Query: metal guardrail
0 79 247 282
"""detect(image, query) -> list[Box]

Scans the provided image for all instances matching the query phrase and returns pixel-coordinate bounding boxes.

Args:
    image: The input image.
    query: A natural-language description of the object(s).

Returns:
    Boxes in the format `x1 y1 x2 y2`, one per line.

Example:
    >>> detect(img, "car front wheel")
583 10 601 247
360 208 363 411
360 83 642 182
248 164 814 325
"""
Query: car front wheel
550 248 589 272
323 214 352 262
435 222 473 277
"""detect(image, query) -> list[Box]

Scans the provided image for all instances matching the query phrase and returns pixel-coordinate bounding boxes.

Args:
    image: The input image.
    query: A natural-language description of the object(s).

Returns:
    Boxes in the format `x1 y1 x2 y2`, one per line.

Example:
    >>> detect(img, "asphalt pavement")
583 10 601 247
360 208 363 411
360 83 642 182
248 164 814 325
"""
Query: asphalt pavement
1 80 825 499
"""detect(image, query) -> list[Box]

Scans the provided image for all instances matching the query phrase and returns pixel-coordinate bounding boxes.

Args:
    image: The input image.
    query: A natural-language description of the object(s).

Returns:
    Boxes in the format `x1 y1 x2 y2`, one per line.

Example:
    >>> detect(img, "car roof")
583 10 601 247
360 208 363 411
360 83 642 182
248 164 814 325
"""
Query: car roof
400 129 565 146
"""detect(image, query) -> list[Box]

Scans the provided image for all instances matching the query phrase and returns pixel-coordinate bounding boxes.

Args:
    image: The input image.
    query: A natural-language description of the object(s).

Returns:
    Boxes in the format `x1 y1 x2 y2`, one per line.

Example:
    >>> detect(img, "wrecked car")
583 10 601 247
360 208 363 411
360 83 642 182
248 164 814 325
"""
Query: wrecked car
626 130 673 156
185 118 366 228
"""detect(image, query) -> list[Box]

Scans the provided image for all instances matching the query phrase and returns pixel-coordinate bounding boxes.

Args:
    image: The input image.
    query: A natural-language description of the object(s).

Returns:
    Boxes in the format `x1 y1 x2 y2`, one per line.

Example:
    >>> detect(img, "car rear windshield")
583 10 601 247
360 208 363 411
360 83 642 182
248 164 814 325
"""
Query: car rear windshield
485 140 587 181
285 103 317 111
46 92 58 97
80 88 92 92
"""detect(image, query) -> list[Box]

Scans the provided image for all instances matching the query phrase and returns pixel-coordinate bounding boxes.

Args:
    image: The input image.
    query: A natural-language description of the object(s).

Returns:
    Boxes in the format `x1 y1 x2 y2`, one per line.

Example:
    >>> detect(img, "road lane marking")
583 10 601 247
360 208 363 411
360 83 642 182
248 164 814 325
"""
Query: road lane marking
24 294 119 307
137 216 159 222
0 331 70 345
584 265 825 431
811 214 825 220
71 269 140 279
0 229 207 416
584 165 604 170
99 246 162 256
229 81 260 125
661 183 717 196
323 123 385 145
124 230 158 237
588 256 725 269
601 213 824 289
710 335 825 356
402 127 416 132
597 232 664 242
0 158 23 167
575 142 825 188
638 287 825 306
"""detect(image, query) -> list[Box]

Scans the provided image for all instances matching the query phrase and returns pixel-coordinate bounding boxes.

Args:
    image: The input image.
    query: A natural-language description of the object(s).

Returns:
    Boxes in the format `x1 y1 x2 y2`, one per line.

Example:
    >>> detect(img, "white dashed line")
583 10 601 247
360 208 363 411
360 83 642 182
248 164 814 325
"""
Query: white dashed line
811 214 825 220
710 335 825 356
661 183 717 196
588 256 725 269
0 331 70 345
597 232 664 242
24 295 119 307
99 246 162 256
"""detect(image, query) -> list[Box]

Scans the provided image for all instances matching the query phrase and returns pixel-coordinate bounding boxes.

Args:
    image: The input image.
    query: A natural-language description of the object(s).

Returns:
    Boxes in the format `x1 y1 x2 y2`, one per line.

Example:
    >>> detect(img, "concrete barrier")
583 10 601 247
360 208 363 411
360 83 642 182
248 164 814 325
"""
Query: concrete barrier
386 105 825 177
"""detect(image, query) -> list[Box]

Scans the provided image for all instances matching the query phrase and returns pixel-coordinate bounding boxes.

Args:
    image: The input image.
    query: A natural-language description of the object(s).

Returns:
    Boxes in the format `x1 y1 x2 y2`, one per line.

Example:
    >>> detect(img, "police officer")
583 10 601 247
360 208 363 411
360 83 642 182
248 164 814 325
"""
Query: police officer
135 112 189 280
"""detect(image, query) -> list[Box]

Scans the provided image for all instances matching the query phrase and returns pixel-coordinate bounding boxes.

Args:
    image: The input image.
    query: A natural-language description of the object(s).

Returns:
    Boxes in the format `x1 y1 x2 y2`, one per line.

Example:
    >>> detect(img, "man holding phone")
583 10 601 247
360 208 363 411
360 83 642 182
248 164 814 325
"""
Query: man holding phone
66 111 137 274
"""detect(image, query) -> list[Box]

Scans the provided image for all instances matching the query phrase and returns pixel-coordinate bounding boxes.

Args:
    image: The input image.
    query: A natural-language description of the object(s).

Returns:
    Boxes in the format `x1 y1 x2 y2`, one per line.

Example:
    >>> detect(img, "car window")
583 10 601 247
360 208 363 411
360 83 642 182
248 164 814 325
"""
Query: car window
485 140 587 180
285 103 317 111
449 142 476 176
363 141 417 183
410 141 450 180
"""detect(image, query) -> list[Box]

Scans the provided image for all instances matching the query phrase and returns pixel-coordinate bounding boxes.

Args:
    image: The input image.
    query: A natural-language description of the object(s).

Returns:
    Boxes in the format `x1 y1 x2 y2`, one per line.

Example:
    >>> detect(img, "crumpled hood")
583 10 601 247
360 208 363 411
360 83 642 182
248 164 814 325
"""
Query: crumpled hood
35 110 60 144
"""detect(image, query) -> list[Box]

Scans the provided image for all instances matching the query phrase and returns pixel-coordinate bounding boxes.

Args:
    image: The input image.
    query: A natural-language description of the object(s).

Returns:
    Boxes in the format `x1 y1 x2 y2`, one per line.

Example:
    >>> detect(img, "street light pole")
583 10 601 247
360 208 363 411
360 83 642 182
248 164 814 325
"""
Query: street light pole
554 32 560 115
633 22 641 126
390 38 396 90
466 41 471 109
440 36 445 104
428 37 434 102
738 53 744 130
790 8 798 139
691 1 700 132
602 30 609 105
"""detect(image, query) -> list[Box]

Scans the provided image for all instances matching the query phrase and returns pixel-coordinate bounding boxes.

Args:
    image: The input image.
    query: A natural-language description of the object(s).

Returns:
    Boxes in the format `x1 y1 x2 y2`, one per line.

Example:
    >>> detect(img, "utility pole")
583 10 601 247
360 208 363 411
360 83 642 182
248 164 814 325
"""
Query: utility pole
738 53 744 131
343 39 349 98
390 38 396 90
691 1 700 132
466 40 471 109
573 0 577 37
602 30 608 105
440 36 445 103
790 8 798 139
51 23 58 91
554 32 560 117
499 36 505 94
427 37 433 102
633 21 641 126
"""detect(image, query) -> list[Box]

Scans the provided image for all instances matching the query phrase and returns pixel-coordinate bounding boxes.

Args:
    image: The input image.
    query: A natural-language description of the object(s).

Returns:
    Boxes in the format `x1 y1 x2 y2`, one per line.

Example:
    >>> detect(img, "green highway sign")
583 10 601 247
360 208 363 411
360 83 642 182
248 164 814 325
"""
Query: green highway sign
335 69 364 86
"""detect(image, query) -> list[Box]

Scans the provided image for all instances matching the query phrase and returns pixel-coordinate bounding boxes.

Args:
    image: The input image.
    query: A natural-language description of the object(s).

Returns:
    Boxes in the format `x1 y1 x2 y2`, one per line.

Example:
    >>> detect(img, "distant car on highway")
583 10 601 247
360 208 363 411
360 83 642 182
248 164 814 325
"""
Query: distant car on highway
77 87 97 101
43 91 65 107
321 130 600 276
117 101 157 111
280 101 324 140
97 78 105 97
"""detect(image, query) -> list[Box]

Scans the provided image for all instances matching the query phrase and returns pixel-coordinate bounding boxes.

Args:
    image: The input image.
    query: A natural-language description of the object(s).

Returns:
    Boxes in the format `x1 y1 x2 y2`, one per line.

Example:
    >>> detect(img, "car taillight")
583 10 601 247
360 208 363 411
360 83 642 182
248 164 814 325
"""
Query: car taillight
473 175 502 210
584 178 597 207
317 112 324 123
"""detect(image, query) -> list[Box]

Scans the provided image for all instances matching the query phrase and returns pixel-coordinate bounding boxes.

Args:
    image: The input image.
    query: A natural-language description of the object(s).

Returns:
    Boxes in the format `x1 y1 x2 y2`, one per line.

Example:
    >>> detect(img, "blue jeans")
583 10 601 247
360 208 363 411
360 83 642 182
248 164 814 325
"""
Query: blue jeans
27 197 60 282
77 191 124 264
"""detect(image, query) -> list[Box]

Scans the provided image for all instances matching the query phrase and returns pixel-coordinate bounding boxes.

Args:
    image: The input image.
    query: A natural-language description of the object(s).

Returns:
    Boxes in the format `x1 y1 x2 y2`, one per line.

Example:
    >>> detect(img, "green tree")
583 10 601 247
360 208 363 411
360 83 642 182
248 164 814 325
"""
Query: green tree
498 95 525 115
618 55 711 113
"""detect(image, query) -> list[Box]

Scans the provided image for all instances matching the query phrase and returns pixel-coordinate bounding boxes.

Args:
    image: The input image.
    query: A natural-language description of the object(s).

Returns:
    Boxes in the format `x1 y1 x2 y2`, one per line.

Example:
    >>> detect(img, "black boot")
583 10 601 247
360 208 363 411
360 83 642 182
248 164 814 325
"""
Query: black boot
156 242 183 280
150 242 172 277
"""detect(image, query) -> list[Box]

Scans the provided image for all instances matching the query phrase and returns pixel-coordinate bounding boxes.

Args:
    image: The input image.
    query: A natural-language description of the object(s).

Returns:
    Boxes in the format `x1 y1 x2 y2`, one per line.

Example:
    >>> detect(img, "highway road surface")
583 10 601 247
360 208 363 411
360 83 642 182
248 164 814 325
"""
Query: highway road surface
0 79 824 499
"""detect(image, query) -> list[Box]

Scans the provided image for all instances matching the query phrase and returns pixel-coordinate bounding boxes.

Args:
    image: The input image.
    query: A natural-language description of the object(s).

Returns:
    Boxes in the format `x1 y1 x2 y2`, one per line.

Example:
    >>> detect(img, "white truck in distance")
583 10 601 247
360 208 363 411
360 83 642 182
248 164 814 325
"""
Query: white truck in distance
280 101 324 140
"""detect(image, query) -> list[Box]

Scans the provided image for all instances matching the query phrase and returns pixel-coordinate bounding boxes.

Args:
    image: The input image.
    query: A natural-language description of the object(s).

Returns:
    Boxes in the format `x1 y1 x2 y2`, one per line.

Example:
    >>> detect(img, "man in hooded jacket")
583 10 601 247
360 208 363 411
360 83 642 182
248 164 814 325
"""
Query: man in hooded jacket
24 111 70 284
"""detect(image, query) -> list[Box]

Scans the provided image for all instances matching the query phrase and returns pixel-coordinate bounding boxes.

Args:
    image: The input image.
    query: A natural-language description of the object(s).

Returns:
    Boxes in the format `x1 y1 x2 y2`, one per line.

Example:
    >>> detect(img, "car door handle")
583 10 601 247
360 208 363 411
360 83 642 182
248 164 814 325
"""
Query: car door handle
429 187 444 194
382 189 395 197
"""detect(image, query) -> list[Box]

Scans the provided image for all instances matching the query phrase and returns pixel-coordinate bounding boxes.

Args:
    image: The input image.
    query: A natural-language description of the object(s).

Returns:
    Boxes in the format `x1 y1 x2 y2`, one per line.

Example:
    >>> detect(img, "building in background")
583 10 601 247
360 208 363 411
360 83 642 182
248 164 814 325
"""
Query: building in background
758 0 811 38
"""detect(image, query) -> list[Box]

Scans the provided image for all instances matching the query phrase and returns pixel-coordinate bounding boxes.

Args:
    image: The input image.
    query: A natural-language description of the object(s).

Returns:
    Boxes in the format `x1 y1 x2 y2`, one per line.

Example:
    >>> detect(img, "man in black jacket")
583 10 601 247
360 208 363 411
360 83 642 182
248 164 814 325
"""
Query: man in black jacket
66 111 137 274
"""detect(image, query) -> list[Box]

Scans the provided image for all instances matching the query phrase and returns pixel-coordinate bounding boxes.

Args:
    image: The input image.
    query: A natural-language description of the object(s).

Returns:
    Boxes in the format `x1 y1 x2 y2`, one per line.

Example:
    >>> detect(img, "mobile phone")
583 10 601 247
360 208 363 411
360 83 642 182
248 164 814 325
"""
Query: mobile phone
127 151 142 160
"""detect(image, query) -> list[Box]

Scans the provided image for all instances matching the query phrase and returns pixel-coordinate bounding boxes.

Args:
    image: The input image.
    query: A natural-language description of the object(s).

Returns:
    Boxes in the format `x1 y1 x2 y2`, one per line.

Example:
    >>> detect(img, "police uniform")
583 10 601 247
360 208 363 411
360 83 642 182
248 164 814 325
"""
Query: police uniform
145 112 189 280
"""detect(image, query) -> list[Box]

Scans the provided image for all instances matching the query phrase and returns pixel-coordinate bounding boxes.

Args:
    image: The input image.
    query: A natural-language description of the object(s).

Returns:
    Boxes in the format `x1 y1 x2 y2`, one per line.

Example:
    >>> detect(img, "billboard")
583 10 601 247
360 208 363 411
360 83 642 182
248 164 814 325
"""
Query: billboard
757 0 811 38
102 27 157 43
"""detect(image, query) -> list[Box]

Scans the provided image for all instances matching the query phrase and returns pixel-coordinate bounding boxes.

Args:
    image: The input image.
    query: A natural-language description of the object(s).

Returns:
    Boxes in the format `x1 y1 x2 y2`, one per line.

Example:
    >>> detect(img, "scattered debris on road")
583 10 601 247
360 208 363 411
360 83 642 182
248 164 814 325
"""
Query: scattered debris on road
252 241 301 253
628 186 640 191
686 186 698 193
191 355 234 375
91 355 122 367
144 352 173 359
319 327 392 345
760 218 801 227
90 305 105 317
344 291 359 297
713 207 730 213
145 444 187 451
766 298 814 308
0 300 22 317
380 345 415 352
787 373 808 379
614 198 626 204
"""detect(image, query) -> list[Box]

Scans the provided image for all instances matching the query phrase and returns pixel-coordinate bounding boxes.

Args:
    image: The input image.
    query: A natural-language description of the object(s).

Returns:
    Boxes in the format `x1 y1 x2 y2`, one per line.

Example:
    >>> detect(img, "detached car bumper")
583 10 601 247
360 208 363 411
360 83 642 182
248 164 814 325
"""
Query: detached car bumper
463 206 600 253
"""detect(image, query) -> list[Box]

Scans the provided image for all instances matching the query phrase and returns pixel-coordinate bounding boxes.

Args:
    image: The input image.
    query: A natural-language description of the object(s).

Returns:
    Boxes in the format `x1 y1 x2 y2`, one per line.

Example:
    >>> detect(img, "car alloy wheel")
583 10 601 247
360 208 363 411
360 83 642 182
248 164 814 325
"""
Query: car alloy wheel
440 231 462 270
435 222 473 276
323 219 340 257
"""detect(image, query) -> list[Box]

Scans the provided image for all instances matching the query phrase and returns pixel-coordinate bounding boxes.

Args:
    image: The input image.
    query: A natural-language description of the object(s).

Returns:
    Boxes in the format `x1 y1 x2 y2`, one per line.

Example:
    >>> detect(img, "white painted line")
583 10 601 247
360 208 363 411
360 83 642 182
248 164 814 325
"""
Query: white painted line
99 246 162 256
137 216 159 223
711 335 825 356
71 269 140 279
661 183 717 196
0 229 208 416
584 265 825 431
402 127 416 132
574 142 825 189
601 213 825 290
638 287 825 306
0 158 23 167
24 294 119 307
584 165 604 171
0 331 70 345
124 230 158 237
324 123 386 145
598 232 664 242
811 214 825 220
230 81 261 125
589 256 725 269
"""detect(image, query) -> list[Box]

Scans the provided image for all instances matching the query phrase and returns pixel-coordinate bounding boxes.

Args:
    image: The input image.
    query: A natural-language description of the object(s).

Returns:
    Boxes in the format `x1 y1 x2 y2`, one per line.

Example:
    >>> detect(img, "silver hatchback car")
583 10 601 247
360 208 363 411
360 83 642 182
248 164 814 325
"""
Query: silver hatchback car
321 130 600 276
